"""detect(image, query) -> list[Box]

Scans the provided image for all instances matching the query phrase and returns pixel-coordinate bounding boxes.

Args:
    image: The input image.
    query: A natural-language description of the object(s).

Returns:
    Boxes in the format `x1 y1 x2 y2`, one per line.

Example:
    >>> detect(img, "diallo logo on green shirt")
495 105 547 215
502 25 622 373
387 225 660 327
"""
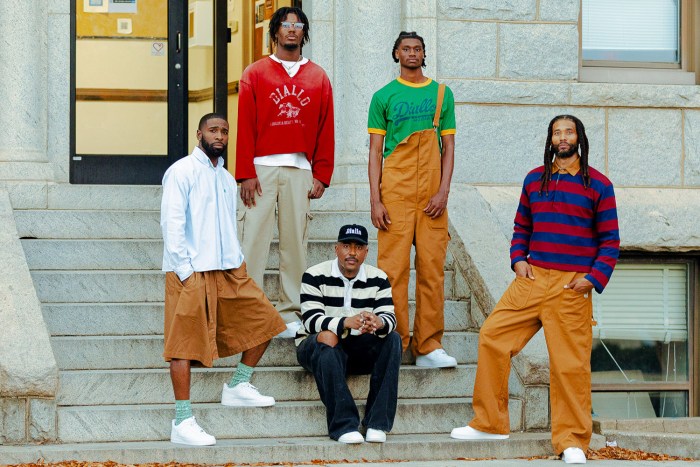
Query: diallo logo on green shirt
392 98 436 125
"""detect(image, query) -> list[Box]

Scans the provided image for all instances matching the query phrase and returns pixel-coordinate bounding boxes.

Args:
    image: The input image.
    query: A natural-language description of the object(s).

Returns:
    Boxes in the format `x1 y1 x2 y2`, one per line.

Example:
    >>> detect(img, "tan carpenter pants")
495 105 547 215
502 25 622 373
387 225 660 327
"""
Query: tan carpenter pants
469 265 594 455
377 128 448 356
238 165 313 322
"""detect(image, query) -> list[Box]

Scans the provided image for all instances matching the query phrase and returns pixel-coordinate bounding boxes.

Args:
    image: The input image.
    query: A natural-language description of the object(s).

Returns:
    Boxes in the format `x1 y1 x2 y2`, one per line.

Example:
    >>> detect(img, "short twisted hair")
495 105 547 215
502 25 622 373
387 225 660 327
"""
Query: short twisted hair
392 31 427 67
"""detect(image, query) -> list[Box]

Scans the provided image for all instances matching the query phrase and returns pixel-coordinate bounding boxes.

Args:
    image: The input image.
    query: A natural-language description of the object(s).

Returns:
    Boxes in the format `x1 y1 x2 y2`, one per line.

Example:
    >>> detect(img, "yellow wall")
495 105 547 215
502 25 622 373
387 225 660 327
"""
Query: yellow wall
76 101 168 155
76 0 167 38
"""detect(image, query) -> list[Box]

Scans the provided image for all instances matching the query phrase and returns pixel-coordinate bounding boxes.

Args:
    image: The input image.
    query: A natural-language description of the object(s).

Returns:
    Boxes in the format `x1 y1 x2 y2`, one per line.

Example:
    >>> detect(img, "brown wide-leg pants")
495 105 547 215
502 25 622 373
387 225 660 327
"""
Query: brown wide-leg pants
469 265 594 455
377 128 449 356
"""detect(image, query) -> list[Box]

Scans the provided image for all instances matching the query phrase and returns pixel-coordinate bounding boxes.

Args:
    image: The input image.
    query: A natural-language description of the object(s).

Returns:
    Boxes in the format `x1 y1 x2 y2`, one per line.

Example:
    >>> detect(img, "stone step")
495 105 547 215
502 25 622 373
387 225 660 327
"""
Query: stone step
57 365 476 406
40 184 368 213
54 398 523 443
14 210 374 240
50 332 478 370
43 300 469 336
31 269 457 303
0 433 585 465
598 431 700 459
21 238 455 271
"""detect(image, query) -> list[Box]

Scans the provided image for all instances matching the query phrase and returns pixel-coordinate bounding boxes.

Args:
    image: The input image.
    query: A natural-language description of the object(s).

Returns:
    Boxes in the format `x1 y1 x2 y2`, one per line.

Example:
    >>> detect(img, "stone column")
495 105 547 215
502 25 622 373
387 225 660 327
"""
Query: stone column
329 0 402 183
0 0 53 181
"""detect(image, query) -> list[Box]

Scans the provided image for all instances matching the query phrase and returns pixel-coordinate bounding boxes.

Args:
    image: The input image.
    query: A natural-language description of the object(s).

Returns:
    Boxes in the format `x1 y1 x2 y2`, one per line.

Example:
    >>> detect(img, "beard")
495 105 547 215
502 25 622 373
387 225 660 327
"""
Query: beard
552 145 578 159
282 42 300 51
200 138 226 158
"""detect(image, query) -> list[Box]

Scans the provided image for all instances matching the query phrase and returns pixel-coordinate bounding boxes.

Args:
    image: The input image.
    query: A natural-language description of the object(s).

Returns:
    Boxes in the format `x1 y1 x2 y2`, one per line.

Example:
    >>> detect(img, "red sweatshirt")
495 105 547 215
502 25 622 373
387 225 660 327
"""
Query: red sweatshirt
235 57 335 186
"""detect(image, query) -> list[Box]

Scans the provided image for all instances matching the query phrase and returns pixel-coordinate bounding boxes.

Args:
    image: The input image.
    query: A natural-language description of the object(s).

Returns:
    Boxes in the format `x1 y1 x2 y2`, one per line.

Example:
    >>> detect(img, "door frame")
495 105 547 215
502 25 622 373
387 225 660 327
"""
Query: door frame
69 0 228 184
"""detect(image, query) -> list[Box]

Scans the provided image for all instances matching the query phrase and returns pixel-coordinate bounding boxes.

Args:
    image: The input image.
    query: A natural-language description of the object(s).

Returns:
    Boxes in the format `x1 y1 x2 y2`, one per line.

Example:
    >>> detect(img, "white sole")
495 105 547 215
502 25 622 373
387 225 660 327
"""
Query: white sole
170 436 216 446
221 399 275 407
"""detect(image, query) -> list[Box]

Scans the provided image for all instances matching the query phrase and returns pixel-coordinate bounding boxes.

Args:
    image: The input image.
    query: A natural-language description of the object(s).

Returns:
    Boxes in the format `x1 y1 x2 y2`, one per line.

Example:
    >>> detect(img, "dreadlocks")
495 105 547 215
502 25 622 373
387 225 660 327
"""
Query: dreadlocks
269 7 310 48
392 31 427 67
539 115 590 196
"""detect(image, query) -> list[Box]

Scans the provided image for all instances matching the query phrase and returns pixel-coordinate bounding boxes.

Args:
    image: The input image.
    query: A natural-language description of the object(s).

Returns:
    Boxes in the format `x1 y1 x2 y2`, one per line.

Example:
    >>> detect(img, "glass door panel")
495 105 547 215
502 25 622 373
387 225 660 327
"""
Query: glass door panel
187 0 215 152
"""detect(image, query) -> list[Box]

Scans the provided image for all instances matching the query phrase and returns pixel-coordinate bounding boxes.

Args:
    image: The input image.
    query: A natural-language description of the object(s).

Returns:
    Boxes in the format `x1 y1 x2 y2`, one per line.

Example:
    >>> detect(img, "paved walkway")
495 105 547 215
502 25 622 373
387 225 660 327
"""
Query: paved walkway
245 461 700 467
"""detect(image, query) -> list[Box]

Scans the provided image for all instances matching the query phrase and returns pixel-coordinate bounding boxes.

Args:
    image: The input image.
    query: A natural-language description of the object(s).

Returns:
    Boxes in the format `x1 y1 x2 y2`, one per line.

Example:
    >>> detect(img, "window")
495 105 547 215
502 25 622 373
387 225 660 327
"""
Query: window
583 0 680 65
590 260 697 419
579 0 698 84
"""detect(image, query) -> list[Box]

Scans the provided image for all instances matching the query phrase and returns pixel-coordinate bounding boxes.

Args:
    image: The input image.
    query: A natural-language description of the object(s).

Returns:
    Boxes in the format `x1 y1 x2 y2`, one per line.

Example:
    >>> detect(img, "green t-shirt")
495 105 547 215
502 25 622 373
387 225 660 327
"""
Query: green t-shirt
368 77 456 158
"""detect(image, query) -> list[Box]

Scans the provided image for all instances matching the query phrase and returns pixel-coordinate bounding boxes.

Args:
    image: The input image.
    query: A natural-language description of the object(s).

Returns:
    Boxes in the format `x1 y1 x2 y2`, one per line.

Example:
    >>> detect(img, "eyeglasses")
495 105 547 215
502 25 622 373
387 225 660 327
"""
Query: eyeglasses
281 21 305 30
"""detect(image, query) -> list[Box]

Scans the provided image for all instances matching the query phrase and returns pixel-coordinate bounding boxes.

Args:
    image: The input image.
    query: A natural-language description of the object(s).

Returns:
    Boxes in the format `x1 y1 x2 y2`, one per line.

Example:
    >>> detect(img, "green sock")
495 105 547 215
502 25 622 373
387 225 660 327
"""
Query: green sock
229 362 254 388
175 399 192 425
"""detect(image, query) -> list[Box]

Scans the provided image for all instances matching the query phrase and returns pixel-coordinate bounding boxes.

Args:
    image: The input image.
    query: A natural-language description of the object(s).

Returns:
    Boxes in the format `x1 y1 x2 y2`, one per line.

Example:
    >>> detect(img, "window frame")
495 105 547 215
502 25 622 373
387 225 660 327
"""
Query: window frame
578 0 698 85
590 254 698 418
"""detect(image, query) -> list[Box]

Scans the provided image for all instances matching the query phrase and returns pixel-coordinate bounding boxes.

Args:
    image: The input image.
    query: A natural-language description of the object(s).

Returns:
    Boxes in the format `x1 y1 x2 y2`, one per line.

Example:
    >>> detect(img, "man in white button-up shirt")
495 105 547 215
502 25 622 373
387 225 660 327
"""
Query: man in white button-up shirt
161 113 286 446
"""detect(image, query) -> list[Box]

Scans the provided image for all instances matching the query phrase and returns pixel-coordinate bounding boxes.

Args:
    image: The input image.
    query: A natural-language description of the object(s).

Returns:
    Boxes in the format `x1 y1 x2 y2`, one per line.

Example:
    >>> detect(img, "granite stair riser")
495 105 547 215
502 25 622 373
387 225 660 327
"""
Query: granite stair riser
51 332 478 370
32 270 456 303
39 184 364 212
43 300 470 336
55 399 523 443
0 433 588 465
14 210 376 240
21 239 456 271
57 366 476 406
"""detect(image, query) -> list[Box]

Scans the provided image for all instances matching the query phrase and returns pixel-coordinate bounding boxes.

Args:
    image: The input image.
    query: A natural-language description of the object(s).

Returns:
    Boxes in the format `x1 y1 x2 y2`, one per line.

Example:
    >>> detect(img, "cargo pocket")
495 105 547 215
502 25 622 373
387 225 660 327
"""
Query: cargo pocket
502 276 535 310
303 212 314 243
237 210 246 242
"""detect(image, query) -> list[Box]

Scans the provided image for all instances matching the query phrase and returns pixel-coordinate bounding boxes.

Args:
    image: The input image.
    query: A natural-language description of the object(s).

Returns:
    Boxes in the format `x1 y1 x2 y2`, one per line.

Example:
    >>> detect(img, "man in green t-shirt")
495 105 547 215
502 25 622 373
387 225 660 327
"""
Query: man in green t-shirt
367 31 457 368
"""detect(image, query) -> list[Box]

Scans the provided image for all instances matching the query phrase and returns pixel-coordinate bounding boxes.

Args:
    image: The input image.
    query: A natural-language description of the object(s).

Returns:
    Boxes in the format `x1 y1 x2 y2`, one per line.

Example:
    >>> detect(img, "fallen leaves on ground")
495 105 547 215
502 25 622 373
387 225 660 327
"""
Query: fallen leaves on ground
3 448 696 467
586 446 694 461
520 446 694 462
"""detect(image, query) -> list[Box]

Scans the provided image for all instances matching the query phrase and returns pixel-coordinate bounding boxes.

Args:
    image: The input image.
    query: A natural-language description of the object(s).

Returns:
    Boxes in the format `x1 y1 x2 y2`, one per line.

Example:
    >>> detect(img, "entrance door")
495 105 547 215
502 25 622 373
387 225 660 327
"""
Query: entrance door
70 0 229 184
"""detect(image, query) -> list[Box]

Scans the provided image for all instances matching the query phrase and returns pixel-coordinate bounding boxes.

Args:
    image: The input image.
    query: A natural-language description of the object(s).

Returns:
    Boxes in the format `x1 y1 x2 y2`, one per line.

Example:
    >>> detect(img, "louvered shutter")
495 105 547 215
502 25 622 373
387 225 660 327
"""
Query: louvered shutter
582 0 680 63
593 264 688 342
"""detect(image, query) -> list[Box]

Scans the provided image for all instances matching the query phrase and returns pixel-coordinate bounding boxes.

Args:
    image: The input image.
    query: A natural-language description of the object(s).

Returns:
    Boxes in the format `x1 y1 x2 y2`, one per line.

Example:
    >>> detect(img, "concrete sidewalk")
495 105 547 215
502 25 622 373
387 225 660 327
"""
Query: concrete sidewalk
247 461 700 467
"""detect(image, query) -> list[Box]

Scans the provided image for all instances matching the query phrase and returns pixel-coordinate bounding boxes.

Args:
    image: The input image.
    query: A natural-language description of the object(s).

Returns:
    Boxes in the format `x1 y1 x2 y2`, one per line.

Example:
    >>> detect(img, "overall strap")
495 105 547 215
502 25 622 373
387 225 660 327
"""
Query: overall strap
432 83 446 129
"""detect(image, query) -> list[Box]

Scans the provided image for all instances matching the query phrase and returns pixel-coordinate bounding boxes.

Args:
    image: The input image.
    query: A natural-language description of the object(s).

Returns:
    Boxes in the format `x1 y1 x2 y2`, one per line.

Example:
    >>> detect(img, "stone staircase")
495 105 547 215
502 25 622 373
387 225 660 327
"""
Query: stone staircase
0 184 564 464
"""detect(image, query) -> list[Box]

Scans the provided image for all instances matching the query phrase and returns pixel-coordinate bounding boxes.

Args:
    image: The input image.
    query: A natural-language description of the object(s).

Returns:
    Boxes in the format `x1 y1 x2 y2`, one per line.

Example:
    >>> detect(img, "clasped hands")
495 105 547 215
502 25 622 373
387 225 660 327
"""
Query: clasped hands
344 311 385 334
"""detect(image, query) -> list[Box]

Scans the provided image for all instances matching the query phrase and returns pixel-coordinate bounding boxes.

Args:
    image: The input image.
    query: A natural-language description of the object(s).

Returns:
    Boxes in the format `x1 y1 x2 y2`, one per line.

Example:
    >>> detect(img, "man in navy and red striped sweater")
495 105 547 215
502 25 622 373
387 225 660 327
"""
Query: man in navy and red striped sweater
451 115 620 465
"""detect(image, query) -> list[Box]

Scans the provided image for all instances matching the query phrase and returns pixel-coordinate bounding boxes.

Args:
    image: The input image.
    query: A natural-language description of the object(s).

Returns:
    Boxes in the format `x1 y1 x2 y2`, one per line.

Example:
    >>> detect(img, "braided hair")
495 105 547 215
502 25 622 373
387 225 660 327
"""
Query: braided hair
392 31 427 67
269 7 310 47
539 115 590 195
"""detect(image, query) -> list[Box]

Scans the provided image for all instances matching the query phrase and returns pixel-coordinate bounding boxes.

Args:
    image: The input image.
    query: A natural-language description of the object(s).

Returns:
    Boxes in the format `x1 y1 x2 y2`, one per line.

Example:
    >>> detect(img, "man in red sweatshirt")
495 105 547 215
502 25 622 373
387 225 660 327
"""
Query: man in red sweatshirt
235 6 335 336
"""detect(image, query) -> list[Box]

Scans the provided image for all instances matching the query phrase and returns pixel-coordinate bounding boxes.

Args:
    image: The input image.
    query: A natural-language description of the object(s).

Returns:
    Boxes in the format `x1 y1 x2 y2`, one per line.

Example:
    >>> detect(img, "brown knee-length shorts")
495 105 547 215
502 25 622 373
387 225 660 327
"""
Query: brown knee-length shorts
163 262 286 368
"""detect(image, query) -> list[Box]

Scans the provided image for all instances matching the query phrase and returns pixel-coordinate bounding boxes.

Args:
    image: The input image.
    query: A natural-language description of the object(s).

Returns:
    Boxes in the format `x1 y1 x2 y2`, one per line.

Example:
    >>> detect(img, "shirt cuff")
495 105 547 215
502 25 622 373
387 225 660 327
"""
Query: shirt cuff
175 264 194 282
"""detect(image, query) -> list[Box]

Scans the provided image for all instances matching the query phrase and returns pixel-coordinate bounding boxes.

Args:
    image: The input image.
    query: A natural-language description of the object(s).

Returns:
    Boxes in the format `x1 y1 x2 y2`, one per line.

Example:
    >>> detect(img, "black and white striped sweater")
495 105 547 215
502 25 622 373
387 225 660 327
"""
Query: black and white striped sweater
295 259 396 346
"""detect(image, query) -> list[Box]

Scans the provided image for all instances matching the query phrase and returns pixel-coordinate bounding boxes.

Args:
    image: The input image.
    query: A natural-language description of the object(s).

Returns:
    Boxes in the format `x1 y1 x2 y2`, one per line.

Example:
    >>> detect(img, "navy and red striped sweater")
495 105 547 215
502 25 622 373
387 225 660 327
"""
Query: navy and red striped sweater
510 163 620 293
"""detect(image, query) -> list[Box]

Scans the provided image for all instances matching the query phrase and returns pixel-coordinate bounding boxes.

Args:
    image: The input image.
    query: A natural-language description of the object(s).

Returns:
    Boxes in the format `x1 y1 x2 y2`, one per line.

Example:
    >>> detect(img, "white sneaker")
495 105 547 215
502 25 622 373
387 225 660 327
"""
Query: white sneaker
365 428 386 443
337 431 364 444
277 320 302 338
450 425 509 440
221 382 275 407
562 447 586 464
170 416 216 446
415 348 457 368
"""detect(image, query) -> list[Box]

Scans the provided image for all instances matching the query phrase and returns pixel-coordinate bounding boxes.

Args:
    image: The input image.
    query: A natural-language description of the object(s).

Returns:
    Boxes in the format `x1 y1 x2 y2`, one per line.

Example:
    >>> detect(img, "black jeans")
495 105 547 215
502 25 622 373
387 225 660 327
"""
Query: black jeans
296 331 402 440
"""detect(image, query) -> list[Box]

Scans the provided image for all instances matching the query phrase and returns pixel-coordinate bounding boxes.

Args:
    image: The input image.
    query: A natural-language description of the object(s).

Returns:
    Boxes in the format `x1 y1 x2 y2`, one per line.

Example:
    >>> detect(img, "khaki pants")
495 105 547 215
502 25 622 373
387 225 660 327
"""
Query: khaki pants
377 128 449 356
469 265 594 455
238 165 312 323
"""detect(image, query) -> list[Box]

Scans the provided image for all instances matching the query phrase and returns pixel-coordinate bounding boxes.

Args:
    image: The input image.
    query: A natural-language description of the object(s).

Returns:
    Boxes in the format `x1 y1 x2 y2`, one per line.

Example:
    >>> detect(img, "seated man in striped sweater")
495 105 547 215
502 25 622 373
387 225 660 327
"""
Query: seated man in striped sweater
296 224 401 444
451 115 620 465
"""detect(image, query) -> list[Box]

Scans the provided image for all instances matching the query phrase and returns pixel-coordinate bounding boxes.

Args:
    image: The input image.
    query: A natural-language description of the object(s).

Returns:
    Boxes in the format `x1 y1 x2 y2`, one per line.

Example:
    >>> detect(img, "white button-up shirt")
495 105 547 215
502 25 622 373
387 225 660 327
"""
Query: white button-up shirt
161 146 244 281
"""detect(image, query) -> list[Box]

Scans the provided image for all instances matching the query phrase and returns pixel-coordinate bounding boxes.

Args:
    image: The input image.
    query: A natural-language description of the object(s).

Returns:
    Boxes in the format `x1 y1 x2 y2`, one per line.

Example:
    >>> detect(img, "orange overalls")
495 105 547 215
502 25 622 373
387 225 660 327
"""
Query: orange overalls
377 85 449 356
